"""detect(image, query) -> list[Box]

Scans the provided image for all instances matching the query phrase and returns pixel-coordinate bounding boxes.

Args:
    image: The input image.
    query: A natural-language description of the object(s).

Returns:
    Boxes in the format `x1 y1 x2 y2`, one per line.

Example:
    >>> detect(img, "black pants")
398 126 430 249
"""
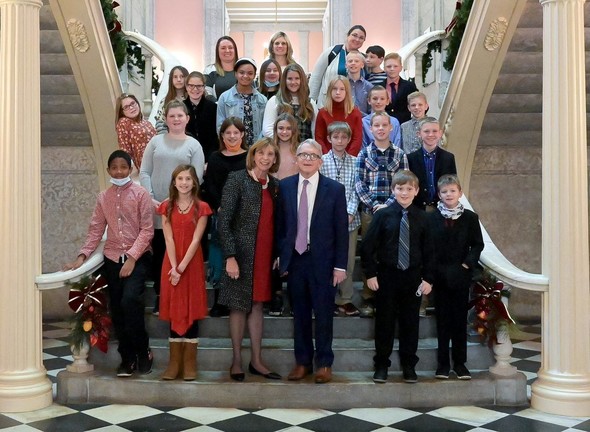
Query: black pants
434 284 469 367
373 266 422 369
151 229 166 296
103 253 151 363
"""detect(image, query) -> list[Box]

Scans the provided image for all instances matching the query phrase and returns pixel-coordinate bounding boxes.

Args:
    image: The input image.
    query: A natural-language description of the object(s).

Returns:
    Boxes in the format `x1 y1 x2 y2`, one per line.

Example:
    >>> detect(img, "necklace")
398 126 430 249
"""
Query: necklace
177 200 193 214
331 151 346 182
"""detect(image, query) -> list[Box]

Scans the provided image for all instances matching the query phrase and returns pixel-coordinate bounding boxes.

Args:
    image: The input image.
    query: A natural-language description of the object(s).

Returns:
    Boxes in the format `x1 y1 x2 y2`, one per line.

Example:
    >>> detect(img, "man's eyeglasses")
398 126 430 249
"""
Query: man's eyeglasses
296 152 321 161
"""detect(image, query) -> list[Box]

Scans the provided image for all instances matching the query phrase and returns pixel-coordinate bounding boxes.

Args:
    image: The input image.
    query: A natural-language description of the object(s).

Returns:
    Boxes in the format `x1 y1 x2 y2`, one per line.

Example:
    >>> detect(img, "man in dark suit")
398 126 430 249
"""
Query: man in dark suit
381 53 418 125
277 139 349 384
407 117 457 211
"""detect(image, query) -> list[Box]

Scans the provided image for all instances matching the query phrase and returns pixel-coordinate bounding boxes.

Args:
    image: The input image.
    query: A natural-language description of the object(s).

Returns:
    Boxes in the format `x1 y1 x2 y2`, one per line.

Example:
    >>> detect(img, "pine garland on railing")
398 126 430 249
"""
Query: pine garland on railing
100 0 126 69
443 0 473 71
422 40 441 83
421 0 473 81
100 0 159 94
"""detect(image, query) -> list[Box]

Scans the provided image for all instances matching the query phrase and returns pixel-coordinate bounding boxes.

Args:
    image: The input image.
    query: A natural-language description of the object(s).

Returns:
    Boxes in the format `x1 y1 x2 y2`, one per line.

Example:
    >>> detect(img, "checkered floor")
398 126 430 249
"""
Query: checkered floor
2 321 590 431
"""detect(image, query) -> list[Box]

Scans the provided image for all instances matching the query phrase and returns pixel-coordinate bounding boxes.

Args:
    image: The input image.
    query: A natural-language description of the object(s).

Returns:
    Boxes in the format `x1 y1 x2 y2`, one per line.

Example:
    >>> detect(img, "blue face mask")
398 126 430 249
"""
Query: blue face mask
264 80 279 88
110 176 131 187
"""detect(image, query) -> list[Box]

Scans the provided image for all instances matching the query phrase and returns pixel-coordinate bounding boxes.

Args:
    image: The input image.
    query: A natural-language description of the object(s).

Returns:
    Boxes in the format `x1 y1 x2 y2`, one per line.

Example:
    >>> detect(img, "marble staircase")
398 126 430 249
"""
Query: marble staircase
57 288 527 409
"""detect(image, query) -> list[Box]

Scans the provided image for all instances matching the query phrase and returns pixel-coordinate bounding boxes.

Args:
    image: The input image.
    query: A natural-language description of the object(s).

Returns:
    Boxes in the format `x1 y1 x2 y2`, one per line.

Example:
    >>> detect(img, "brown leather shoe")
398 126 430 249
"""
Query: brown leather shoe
287 364 312 381
314 367 332 384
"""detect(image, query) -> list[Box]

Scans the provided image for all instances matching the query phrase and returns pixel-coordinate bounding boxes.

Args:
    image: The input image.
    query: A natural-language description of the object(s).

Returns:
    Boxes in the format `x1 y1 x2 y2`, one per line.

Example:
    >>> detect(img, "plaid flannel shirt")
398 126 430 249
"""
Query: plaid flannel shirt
321 150 361 231
355 142 408 213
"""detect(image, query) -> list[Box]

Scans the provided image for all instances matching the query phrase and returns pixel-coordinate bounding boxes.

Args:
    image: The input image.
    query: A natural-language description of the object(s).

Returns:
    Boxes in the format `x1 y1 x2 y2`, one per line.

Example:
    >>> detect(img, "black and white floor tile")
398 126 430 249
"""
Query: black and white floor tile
2 321 590 431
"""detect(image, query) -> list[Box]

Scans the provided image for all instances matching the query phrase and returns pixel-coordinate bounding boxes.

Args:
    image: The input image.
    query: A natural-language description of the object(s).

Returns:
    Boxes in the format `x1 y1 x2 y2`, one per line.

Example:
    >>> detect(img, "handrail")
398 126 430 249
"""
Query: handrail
460 196 548 292
36 240 105 290
122 30 182 125
398 29 447 71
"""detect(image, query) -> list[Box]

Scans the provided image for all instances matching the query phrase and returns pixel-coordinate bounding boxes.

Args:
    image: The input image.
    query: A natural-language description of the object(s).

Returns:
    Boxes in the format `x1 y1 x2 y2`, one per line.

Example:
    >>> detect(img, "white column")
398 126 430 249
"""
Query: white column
531 0 590 416
204 0 226 67
243 30 254 59
298 30 310 72
0 0 53 412
328 0 351 46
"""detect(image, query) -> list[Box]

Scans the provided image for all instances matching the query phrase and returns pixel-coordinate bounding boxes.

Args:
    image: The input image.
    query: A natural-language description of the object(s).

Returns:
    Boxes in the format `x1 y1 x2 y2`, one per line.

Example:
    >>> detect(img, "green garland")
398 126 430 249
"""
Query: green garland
443 0 474 71
421 0 474 80
100 0 159 94
100 0 126 69
422 40 441 82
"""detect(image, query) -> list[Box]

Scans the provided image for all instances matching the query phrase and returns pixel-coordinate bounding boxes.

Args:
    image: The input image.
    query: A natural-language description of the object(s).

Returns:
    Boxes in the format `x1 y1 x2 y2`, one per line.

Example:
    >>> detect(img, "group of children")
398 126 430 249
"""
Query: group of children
66 41 485 385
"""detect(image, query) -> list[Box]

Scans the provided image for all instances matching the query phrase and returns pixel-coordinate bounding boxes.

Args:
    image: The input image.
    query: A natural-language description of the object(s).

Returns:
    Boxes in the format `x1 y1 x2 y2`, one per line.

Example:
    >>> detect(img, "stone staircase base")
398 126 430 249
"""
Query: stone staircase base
56 368 528 409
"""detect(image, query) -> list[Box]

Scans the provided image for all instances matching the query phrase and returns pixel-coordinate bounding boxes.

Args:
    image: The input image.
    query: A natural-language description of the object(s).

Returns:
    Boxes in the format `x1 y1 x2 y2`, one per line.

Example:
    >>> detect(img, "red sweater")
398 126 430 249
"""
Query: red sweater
315 102 363 156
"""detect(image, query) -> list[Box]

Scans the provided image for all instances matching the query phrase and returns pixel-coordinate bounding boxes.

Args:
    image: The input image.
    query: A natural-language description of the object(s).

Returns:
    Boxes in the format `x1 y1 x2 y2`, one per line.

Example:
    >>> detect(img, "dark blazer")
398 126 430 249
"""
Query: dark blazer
360 202 435 283
217 170 279 311
382 77 418 124
429 209 484 290
407 147 457 209
277 173 349 282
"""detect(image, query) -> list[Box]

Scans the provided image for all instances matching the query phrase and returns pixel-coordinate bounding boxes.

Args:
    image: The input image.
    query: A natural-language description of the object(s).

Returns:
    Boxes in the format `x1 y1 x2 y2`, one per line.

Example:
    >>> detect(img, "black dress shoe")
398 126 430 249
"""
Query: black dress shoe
402 366 418 383
230 369 245 382
248 363 281 380
373 366 388 383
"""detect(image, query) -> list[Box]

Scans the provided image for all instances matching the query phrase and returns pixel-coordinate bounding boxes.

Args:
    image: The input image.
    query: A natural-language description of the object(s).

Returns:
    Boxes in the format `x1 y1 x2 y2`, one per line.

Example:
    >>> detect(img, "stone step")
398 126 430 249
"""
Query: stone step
40 29 67 54
41 94 85 115
41 130 92 147
518 0 543 28
41 75 80 95
481 113 541 132
56 369 528 409
88 336 495 375
41 53 74 75
494 73 541 94
488 93 541 113
476 130 542 148
40 4 58 30
144 313 439 340
41 114 89 132
500 52 542 74
509 27 542 52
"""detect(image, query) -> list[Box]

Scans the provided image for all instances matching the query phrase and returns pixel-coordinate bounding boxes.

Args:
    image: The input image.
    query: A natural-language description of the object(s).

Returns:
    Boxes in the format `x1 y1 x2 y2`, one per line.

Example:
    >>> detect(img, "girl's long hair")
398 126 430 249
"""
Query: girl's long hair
115 93 142 123
268 31 296 65
214 36 239 76
273 112 300 155
324 76 354 117
258 58 282 97
166 164 201 224
276 63 314 122
164 66 189 106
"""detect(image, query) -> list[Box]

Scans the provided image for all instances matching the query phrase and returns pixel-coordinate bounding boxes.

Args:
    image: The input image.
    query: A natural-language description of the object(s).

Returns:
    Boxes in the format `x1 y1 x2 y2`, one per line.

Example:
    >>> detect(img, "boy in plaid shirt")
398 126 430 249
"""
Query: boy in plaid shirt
320 122 361 316
355 112 408 316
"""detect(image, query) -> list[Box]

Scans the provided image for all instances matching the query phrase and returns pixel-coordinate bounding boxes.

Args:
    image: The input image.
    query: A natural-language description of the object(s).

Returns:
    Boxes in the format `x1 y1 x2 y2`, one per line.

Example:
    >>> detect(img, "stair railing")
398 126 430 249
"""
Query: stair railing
36 236 106 290
121 30 182 125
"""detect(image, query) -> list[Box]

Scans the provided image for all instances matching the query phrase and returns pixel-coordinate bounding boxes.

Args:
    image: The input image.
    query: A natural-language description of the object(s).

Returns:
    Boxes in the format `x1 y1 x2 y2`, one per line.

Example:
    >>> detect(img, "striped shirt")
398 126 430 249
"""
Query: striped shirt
79 181 154 263
321 150 361 231
355 142 408 213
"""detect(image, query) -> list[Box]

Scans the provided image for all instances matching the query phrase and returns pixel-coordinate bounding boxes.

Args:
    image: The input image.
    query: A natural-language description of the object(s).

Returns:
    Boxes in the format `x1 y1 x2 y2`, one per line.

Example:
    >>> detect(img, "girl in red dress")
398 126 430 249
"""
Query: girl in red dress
157 164 212 380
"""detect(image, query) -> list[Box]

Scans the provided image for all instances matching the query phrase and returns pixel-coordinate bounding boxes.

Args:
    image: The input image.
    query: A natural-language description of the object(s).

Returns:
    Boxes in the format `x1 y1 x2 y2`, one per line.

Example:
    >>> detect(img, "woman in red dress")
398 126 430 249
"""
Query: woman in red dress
218 138 282 381
157 164 212 380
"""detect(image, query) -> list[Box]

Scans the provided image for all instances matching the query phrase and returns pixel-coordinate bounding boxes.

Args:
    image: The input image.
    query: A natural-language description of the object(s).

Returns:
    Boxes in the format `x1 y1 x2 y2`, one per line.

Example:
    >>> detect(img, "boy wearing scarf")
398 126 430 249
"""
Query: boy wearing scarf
430 174 484 380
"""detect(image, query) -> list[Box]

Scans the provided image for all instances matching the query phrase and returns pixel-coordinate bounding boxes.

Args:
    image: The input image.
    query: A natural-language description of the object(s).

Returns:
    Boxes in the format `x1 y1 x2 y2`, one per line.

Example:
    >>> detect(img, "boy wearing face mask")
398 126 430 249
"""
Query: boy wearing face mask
64 150 154 378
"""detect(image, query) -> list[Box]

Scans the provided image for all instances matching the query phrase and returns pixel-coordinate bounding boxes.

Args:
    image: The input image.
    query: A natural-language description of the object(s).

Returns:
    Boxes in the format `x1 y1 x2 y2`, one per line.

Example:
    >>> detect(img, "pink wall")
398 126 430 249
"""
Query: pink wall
352 0 402 58
153 0 402 74
154 0 203 71
228 30 323 75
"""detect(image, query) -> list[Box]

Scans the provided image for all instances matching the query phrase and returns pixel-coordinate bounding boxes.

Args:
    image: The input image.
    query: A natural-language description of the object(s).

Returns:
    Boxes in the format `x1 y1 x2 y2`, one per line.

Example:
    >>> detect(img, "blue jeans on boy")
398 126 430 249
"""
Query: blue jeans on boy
103 253 151 364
